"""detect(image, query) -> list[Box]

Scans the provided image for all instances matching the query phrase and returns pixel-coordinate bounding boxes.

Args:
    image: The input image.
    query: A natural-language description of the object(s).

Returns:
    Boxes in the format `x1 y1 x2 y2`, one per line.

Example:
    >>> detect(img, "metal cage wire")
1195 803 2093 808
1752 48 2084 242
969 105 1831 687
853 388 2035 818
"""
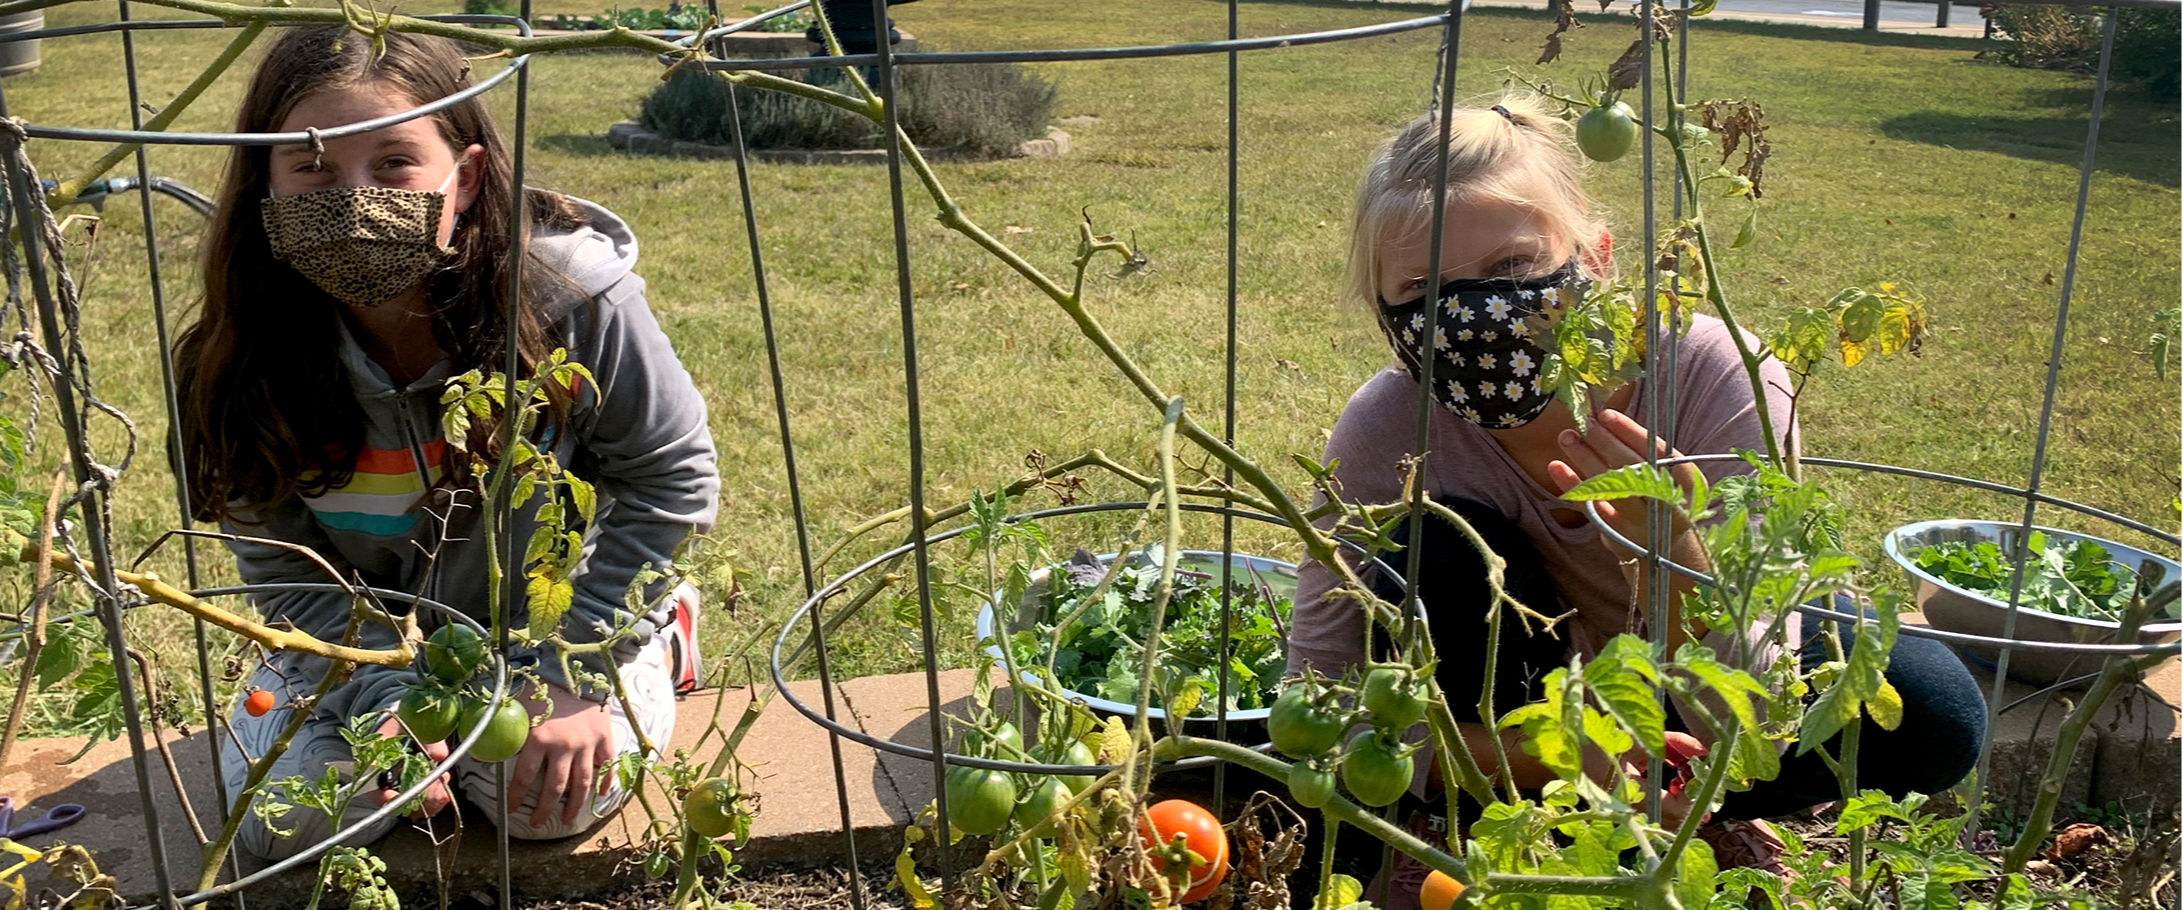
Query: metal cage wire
0 0 2173 906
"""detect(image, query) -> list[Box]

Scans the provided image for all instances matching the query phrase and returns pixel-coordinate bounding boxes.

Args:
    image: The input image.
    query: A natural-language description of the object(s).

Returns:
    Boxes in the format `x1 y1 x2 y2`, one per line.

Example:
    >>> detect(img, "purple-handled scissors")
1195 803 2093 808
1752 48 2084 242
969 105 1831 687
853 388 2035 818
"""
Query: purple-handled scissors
0 796 86 840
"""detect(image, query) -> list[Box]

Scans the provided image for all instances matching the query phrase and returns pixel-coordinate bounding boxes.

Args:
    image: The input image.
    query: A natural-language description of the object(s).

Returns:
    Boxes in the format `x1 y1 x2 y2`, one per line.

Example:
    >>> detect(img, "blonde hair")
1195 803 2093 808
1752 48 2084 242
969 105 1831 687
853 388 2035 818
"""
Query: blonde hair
1343 92 1606 309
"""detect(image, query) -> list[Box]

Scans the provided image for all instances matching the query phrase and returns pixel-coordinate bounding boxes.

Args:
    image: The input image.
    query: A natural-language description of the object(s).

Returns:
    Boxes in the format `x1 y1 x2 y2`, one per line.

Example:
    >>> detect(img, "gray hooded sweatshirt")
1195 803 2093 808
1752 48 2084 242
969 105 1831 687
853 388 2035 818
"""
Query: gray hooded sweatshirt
223 196 719 723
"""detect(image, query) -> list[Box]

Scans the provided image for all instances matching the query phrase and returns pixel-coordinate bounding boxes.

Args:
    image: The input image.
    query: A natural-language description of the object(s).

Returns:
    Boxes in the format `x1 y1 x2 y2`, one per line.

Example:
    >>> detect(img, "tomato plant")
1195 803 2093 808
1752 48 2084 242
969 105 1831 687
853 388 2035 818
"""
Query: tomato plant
1137 800 1228 904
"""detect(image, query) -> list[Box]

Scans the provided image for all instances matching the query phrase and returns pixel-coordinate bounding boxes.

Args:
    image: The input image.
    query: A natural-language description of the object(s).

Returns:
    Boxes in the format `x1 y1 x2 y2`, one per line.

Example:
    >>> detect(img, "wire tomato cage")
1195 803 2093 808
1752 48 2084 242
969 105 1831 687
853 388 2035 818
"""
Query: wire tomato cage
0 0 2175 907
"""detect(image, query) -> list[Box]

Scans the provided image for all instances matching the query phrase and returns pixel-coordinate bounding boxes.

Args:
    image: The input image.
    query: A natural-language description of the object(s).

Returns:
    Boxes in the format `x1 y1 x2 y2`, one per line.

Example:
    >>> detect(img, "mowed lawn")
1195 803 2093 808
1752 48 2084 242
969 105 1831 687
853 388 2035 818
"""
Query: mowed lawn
2 0 2175 727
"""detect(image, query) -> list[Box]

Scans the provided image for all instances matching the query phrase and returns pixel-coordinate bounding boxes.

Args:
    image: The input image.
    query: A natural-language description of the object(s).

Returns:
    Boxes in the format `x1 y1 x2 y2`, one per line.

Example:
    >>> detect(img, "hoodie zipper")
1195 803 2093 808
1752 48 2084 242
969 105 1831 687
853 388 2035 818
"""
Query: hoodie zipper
394 393 443 620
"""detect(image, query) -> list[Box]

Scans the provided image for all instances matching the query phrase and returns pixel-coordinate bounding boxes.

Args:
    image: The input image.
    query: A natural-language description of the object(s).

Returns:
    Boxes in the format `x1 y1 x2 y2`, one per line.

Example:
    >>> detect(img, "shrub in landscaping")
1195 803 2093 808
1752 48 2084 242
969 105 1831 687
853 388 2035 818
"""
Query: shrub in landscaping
462 0 518 19
1981 4 2179 101
637 58 1057 158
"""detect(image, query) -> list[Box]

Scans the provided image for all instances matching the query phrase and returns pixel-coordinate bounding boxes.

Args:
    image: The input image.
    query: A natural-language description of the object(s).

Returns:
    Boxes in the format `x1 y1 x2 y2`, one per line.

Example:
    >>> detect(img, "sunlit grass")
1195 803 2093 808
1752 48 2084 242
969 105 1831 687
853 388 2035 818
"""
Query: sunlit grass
2 0 2174 735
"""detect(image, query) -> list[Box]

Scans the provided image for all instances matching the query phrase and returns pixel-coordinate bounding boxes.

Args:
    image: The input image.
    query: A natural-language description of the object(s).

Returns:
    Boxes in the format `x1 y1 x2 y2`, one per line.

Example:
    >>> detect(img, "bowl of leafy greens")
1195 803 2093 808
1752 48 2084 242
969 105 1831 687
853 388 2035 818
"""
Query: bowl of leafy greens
975 547 1296 738
1884 519 2180 685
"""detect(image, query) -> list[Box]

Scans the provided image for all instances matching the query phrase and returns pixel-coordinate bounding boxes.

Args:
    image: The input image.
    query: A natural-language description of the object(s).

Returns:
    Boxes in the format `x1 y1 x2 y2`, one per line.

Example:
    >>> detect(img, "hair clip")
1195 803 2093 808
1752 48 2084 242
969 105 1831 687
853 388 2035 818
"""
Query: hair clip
1490 104 1515 123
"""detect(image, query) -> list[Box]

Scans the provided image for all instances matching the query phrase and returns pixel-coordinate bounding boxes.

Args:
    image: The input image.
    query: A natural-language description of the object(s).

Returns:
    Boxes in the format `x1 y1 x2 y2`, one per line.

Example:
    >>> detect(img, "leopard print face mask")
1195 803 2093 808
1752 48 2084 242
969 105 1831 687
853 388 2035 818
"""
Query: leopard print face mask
261 168 458 308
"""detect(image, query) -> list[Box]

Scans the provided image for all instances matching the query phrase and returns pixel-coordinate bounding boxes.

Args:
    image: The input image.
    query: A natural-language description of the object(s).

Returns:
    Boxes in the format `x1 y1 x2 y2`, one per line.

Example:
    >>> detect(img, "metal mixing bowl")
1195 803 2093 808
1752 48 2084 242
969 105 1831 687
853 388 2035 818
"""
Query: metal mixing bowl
1883 519 2181 686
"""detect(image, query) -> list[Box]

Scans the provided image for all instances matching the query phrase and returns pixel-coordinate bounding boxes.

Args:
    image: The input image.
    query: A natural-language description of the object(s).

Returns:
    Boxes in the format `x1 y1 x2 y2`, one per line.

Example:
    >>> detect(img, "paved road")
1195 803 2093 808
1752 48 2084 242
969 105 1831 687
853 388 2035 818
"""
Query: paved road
1470 0 1993 37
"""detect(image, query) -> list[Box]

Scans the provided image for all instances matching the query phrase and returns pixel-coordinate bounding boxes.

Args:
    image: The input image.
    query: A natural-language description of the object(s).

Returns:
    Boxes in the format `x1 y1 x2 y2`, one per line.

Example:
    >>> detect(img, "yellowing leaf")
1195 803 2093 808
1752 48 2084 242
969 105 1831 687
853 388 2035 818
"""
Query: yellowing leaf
1839 336 1869 368
526 575 574 638
1867 679 1904 730
1097 717 1132 764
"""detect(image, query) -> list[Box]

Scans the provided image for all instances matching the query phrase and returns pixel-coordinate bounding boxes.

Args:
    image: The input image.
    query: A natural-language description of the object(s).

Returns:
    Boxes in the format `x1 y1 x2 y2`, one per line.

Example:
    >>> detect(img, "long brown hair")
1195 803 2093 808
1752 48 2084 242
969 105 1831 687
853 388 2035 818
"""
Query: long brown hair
175 25 582 522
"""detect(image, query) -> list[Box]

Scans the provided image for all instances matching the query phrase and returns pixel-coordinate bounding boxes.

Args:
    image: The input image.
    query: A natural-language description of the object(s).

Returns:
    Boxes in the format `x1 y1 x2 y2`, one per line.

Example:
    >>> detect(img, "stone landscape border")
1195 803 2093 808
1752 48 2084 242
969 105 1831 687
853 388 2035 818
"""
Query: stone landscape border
606 119 1072 164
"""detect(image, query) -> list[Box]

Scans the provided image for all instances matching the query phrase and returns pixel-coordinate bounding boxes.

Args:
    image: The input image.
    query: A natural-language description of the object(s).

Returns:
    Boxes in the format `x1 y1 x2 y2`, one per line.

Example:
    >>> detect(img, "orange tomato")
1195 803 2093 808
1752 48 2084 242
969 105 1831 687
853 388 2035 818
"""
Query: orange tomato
1420 869 1466 910
1137 799 1229 903
244 689 275 718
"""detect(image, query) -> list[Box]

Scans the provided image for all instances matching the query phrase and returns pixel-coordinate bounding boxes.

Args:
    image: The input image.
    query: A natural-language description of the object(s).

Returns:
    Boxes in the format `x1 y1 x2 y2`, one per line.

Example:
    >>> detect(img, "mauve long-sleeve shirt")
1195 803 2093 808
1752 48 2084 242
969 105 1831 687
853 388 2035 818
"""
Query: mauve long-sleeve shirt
1287 313 1801 694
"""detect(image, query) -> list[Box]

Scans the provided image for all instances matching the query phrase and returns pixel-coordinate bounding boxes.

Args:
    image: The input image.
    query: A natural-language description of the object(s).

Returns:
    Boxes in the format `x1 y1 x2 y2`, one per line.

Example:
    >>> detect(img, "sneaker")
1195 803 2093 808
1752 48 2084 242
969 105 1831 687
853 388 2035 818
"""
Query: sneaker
1700 817 1792 877
662 581 702 694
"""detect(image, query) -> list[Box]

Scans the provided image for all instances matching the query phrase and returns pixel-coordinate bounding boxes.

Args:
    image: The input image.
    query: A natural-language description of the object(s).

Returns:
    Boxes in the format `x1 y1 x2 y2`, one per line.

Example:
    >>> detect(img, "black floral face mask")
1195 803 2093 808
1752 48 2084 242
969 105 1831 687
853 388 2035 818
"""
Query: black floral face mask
1375 263 1592 429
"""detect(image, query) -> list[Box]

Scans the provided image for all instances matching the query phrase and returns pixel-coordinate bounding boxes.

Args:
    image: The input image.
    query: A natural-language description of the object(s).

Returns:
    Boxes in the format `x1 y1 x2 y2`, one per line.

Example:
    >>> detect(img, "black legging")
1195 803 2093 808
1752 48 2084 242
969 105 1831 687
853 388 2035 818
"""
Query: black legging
1364 498 1989 820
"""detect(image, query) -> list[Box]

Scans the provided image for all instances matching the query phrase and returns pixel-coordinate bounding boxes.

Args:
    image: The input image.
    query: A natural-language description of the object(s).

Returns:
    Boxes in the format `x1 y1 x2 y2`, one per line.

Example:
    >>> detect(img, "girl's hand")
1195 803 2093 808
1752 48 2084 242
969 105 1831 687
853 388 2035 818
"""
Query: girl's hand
1545 408 1703 554
506 681 617 830
373 717 455 820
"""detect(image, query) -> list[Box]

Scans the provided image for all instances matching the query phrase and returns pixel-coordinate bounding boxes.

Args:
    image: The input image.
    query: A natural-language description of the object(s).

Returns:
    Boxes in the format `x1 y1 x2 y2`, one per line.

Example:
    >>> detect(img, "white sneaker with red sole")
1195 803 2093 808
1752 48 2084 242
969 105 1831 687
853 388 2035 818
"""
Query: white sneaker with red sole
662 581 702 694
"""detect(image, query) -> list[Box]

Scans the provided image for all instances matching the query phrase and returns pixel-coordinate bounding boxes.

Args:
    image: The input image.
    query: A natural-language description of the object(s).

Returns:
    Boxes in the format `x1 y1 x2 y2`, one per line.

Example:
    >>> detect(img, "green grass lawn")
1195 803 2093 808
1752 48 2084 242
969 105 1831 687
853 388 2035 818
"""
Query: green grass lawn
2 0 2176 732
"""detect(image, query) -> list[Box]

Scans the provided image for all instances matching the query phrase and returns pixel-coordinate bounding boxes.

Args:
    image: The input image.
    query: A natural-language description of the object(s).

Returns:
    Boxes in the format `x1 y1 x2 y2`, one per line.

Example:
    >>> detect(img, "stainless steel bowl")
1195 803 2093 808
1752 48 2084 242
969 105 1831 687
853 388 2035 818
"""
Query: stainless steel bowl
974 549 1297 732
1883 519 2181 686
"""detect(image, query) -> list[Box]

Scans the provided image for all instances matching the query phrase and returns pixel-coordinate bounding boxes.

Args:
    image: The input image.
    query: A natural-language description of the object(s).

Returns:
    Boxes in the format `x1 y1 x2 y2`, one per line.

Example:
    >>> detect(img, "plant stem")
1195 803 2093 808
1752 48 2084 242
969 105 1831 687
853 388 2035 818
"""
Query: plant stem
0 469 66 767
1126 398 1187 792
197 608 369 891
2001 595 2158 872
1654 723 1741 881
47 19 263 207
20 539 412 667
1653 48 1782 472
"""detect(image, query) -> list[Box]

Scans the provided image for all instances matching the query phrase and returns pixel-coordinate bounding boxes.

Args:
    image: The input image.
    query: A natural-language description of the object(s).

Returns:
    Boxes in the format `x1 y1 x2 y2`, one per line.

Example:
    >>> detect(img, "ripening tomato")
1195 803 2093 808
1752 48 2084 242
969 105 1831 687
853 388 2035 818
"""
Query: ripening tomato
1138 799 1229 903
1039 740 1100 795
1287 762 1338 810
1340 731 1414 808
244 689 275 718
1420 869 1467 910
457 696 530 763
944 765 1018 836
684 777 740 839
396 688 460 743
424 623 487 685
1360 668 1428 732
1267 686 1347 758
1576 101 1641 163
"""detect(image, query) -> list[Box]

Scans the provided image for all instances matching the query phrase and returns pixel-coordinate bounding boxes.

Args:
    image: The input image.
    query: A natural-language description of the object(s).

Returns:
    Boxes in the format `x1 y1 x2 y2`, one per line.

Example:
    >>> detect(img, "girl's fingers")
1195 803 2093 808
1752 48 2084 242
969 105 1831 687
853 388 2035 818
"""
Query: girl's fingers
506 748 544 811
532 748 576 829
1546 459 1585 495
1556 429 1614 479
563 746 597 827
1579 413 1647 468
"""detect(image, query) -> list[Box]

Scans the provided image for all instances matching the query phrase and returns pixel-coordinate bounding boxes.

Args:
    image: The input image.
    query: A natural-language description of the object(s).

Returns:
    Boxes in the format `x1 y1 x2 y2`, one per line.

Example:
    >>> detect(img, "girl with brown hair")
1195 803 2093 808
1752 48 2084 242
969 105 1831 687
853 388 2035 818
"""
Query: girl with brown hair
174 25 718 859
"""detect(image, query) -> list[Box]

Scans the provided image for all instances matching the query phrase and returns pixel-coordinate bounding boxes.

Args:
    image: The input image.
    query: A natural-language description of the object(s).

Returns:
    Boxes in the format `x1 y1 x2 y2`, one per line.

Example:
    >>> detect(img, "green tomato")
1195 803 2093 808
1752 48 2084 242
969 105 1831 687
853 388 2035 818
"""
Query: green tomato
1360 668 1428 732
395 687 461 744
1040 740 1100 794
424 623 487 686
944 765 1018 836
456 696 530 763
1340 731 1414 808
1267 686 1348 759
684 777 741 839
1013 776 1070 832
962 722 1024 759
643 850 672 880
1575 101 1641 163
1287 762 1338 810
